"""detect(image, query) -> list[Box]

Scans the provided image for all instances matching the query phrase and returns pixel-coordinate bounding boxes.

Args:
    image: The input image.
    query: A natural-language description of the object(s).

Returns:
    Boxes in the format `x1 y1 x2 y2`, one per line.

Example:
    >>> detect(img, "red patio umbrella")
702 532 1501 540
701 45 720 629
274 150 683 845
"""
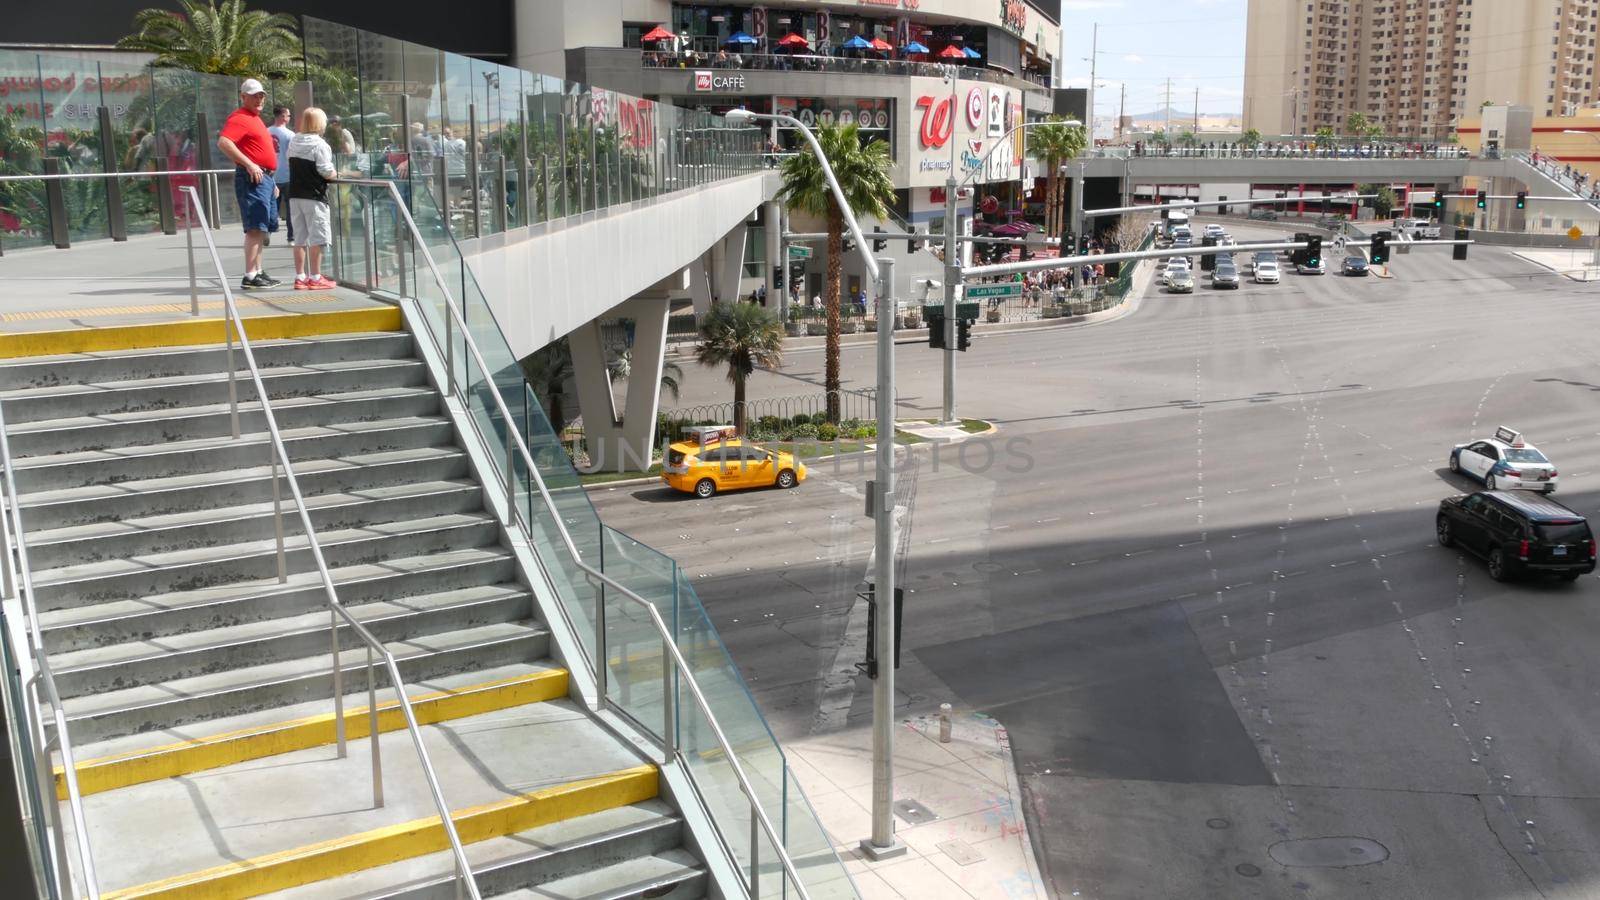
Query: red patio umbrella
870 37 893 52
777 33 809 47
938 44 967 59
640 25 675 43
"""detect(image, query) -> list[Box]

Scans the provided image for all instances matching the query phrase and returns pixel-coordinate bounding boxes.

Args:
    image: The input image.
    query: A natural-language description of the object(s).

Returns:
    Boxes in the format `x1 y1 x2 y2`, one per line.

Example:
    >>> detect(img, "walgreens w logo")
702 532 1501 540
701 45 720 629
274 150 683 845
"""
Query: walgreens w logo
915 95 954 150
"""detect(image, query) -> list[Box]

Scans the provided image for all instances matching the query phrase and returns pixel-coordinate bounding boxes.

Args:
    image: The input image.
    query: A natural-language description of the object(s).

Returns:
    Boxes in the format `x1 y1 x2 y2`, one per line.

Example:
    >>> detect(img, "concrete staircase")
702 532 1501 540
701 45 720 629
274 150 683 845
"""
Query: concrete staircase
0 327 707 898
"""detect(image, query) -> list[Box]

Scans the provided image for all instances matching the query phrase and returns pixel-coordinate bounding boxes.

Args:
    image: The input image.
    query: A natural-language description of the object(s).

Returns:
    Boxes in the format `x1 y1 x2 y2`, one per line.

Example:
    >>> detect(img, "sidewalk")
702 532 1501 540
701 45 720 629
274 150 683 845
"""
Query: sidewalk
1512 248 1600 282
786 710 1047 900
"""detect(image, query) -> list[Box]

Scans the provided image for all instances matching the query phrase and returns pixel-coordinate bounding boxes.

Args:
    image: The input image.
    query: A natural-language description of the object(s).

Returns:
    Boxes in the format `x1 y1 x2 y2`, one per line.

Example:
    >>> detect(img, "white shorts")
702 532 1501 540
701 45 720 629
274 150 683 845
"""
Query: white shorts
290 198 331 247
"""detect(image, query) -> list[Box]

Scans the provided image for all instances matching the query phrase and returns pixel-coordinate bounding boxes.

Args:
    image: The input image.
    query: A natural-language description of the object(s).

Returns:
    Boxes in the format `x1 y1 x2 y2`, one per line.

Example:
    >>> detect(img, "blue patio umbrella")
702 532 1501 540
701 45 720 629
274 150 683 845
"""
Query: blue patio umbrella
902 41 931 54
725 31 757 45
963 46 981 58
842 35 874 50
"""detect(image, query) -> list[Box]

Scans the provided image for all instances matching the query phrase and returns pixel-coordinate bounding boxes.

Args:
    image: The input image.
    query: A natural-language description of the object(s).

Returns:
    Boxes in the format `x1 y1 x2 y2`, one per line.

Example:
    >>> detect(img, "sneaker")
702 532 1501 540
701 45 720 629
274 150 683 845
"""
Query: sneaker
255 272 283 288
309 276 338 290
240 273 265 290
293 278 315 291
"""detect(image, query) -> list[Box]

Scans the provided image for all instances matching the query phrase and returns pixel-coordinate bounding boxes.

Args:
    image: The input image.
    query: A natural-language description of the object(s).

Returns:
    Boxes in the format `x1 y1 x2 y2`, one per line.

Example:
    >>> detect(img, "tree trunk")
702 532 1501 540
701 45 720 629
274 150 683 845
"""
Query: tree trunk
825 202 843 423
733 370 746 435
1045 166 1059 240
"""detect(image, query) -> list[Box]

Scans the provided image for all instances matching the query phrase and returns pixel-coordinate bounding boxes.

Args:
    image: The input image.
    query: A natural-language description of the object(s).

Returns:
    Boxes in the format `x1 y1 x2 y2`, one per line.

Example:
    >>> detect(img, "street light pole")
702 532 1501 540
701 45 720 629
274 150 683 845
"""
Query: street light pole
726 107 903 859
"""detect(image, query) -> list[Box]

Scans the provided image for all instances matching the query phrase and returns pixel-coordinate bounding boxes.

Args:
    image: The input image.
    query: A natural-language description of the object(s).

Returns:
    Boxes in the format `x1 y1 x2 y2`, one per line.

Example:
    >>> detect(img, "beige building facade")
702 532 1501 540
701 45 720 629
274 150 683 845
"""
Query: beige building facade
1245 0 1600 140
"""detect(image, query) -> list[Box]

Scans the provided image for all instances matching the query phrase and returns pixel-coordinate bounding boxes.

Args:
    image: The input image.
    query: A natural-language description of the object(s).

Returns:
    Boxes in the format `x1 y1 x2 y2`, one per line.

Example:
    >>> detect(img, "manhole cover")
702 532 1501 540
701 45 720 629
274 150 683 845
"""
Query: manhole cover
1235 863 1262 877
893 799 939 825
1269 837 1389 868
973 562 1004 573
1206 818 1232 830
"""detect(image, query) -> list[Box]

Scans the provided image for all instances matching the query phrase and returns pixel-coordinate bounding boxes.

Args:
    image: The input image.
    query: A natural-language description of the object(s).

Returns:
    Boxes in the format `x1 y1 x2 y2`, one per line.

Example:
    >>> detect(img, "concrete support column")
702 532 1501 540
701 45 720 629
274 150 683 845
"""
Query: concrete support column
716 223 748 305
568 295 673 473
763 200 781 309
688 251 714 317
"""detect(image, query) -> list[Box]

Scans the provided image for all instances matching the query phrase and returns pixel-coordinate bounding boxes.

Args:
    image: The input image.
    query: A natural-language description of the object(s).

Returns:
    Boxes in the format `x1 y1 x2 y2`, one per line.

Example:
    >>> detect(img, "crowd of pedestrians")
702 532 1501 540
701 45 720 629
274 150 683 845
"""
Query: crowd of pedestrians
1125 140 1470 160
1527 149 1600 204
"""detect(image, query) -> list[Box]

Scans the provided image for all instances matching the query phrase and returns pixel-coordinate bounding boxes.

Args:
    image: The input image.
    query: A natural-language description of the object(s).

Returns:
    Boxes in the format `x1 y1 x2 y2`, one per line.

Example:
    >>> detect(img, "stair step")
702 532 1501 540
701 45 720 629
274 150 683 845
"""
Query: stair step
59 620 548 743
88 732 657 898
4 383 443 460
24 479 484 570
29 511 500 611
9 411 454 493
58 666 569 799
39 545 518 654
272 800 688 899
493 849 706 900
0 331 414 390
50 582 533 699
0 356 429 424
17 445 469 532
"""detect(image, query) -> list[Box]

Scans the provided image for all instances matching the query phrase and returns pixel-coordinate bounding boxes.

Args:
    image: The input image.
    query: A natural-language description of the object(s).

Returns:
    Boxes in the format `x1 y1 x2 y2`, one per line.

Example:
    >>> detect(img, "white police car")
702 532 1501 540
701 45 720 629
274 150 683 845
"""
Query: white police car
1449 426 1559 493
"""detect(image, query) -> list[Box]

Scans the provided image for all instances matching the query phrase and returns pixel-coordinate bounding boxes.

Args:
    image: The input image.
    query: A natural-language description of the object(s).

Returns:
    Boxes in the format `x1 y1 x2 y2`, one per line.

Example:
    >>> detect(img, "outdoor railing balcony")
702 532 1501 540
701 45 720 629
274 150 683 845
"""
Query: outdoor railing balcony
638 48 1052 92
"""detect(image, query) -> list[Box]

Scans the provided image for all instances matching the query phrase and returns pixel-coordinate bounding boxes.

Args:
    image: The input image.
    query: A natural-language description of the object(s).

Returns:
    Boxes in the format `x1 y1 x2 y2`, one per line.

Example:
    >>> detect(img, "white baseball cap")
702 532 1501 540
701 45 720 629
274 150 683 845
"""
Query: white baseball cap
240 78 266 96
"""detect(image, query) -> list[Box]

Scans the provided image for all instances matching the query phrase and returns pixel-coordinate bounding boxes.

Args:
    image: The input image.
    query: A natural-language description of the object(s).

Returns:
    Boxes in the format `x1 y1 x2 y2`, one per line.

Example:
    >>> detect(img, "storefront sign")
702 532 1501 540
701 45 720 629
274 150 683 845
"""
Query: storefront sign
778 96 892 131
859 0 918 7
915 95 954 149
693 70 746 92
966 87 985 129
1000 0 1028 35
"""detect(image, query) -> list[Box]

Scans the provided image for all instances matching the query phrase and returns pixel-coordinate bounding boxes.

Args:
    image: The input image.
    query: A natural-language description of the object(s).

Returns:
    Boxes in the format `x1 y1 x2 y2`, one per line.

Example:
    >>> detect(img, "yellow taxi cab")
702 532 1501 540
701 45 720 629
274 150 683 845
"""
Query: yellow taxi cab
662 425 806 498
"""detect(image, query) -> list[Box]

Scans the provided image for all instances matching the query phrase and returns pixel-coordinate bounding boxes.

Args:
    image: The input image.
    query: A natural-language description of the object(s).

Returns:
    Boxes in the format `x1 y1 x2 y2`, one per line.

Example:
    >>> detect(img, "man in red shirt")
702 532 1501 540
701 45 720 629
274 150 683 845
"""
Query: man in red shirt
218 78 283 289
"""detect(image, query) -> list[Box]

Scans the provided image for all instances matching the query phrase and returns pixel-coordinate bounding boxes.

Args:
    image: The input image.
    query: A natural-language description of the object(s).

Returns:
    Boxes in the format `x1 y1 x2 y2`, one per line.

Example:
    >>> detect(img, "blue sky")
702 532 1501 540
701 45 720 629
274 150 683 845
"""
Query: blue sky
1056 0 1249 118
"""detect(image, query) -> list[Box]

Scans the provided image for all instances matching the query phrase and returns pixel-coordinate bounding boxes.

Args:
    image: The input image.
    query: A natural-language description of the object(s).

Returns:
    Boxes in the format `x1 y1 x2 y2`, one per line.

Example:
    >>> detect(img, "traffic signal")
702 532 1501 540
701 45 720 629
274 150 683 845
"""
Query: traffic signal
1453 227 1469 261
871 226 887 253
843 236 856 253
1321 195 1331 213
1476 190 1487 210
1516 190 1527 209
862 584 904 679
1290 232 1311 264
927 311 946 349
1432 185 1447 212
772 264 784 289
907 228 924 254
1370 232 1389 265
1201 235 1217 271
956 318 972 351
1078 234 1091 255
1306 235 1322 267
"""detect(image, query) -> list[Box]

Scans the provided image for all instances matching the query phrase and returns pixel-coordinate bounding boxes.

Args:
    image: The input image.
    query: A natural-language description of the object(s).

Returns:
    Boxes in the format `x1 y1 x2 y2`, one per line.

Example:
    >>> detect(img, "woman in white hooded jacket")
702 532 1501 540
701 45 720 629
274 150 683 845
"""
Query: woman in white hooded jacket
288 107 338 289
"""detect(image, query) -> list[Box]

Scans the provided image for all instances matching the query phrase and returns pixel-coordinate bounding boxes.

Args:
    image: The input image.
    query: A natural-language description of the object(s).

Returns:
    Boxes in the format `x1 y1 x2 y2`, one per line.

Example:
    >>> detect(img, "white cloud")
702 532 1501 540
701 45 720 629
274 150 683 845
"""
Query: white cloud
1122 54 1143 63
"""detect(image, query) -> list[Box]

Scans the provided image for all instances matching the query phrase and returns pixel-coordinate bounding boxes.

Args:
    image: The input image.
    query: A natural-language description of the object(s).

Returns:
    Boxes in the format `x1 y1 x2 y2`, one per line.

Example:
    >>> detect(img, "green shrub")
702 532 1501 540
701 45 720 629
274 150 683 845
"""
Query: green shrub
756 414 783 432
747 427 778 442
854 423 877 439
790 423 820 440
838 418 862 433
818 423 839 442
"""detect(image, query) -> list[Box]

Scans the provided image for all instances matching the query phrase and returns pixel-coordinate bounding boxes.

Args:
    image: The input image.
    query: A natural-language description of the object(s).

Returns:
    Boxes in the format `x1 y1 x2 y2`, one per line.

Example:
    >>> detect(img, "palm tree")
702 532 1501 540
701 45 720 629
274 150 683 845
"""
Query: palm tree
693 303 783 435
521 339 576 434
776 123 893 422
607 348 684 404
1241 128 1262 148
118 0 303 78
1029 117 1086 243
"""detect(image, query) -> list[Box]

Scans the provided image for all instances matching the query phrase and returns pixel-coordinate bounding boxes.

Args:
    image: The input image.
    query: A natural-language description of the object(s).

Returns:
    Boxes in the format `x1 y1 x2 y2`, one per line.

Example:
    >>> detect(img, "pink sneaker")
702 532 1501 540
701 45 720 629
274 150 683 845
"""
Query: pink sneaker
310 276 338 290
293 278 315 290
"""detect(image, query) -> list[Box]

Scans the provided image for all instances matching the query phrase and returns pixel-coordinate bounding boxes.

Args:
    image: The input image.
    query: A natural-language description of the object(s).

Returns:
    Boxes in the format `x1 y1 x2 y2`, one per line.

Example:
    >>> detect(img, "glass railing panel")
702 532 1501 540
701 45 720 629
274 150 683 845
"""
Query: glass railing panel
782 764 859 900
0 611 49 897
597 527 672 739
37 51 110 244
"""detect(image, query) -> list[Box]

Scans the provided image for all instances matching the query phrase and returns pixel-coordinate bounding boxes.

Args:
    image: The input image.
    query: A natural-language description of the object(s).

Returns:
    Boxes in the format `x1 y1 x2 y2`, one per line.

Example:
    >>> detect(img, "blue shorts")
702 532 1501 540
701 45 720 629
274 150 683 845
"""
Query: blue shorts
234 167 279 234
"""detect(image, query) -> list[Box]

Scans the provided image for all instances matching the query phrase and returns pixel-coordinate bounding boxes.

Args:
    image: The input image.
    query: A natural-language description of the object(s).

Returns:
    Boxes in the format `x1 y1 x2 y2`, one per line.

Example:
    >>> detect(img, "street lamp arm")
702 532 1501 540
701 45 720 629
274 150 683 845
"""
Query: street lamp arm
953 119 1082 190
729 109 879 281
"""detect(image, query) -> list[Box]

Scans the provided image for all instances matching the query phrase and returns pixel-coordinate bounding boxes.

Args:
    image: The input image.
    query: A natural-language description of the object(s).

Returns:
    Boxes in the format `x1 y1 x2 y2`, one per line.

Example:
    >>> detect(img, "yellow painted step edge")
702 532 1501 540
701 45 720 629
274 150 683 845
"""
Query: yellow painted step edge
55 669 567 800
102 764 659 900
0 306 400 359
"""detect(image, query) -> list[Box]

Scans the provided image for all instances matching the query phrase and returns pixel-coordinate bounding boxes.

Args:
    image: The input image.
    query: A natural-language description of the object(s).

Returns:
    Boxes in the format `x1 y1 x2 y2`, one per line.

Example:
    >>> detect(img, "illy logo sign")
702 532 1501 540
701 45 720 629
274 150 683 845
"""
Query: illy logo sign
693 70 746 92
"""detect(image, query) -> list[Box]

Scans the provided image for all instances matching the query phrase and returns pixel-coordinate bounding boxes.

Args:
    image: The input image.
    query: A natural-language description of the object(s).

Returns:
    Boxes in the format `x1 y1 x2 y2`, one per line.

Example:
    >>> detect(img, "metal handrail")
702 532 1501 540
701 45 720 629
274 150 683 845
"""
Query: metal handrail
0 403 100 897
345 176 814 900
0 169 232 183
176 185 480 899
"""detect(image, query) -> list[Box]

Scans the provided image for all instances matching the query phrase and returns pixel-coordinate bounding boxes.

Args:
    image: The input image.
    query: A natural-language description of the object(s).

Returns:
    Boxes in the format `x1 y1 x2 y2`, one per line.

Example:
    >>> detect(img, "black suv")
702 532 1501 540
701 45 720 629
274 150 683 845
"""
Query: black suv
1437 491 1596 582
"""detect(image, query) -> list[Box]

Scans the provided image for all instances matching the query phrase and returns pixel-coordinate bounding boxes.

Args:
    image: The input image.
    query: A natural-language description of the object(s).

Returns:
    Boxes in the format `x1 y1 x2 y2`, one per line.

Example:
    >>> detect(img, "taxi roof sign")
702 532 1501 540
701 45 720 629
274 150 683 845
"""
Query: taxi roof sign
1493 425 1524 447
684 424 737 447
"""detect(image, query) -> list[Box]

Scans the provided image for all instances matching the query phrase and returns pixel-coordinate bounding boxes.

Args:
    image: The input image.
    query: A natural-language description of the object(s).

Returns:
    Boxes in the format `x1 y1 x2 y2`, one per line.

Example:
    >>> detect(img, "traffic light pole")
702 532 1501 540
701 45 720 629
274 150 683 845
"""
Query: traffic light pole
942 174 958 424
866 254 903 861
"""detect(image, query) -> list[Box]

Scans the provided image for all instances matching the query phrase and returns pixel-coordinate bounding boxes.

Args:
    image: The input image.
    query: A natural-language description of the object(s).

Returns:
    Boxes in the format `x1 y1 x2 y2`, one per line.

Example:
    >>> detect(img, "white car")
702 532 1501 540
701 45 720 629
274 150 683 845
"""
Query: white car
1296 257 1327 275
1450 426 1559 493
1163 258 1191 285
1254 260 1280 283
1202 223 1226 239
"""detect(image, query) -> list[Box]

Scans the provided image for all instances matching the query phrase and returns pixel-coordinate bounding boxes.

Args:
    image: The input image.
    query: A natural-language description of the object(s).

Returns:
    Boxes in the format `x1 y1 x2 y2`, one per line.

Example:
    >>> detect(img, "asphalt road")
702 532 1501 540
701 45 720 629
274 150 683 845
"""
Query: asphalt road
591 222 1600 898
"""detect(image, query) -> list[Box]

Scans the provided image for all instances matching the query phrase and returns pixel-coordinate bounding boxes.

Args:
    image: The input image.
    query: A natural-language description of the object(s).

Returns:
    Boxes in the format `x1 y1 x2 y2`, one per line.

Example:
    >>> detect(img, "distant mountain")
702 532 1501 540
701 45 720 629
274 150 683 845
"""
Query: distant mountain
1126 107 1240 122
